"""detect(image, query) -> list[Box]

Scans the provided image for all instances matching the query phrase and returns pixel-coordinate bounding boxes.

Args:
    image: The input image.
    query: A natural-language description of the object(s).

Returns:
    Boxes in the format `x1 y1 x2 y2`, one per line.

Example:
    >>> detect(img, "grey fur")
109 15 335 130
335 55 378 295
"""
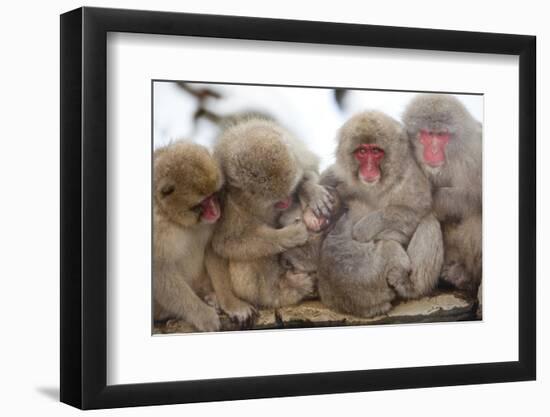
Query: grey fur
317 111 444 317
403 94 482 293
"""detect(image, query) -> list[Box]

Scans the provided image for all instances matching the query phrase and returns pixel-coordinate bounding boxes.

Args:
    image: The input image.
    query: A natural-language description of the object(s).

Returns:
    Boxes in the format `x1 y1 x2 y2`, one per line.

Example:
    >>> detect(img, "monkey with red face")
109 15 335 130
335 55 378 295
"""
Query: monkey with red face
403 94 482 295
318 111 444 318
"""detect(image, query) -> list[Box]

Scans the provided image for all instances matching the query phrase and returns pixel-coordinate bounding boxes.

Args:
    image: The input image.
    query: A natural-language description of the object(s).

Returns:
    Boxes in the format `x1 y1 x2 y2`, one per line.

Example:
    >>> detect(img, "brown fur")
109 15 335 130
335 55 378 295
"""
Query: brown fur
210 118 327 314
153 141 223 332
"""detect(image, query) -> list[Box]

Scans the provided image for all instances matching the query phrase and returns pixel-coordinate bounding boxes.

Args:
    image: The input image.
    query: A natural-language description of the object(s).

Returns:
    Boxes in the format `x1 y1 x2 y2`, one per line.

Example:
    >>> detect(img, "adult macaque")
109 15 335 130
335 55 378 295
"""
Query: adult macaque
318 111 444 317
210 118 332 314
403 94 482 294
153 142 223 332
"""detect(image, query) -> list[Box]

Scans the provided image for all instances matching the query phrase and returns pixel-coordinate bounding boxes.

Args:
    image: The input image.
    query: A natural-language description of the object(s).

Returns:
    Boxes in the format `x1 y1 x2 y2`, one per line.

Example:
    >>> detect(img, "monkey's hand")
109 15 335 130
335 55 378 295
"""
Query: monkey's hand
221 298 258 329
302 207 329 232
352 212 384 242
305 183 335 218
190 304 221 332
278 222 309 249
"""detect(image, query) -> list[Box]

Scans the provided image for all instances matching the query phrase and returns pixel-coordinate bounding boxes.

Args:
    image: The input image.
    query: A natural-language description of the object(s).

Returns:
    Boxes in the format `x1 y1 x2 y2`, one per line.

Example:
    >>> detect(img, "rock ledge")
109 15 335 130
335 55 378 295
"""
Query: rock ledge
154 290 478 335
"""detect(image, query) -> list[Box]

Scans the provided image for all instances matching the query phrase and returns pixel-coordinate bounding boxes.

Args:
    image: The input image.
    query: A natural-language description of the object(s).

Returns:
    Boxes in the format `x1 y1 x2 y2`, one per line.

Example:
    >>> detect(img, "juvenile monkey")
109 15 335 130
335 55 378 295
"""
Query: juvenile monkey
318 111 444 317
153 141 223 332
211 118 332 311
403 94 482 294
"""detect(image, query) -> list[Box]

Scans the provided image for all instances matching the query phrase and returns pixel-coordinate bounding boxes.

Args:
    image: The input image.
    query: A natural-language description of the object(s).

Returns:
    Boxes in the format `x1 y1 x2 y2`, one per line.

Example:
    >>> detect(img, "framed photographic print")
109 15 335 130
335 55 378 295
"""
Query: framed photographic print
60 6 536 410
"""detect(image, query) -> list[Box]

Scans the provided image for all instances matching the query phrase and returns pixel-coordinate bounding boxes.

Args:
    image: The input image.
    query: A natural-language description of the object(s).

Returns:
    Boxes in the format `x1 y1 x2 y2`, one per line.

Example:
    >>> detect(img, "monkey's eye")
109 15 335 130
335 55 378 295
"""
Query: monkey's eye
160 184 175 197
191 204 203 215
371 148 383 155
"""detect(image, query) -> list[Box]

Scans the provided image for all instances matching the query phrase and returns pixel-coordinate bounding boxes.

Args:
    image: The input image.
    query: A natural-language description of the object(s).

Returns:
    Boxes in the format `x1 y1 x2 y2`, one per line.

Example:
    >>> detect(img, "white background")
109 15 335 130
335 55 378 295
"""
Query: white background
0 0 546 416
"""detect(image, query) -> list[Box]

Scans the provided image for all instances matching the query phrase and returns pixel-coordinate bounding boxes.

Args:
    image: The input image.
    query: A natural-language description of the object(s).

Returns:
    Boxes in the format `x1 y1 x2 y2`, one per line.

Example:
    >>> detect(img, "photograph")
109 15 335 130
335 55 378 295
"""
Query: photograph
152 81 483 334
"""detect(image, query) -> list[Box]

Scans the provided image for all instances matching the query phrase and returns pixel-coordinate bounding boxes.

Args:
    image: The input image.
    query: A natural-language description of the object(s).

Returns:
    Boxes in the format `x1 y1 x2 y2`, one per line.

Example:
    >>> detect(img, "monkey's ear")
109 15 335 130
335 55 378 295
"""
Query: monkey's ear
160 183 175 197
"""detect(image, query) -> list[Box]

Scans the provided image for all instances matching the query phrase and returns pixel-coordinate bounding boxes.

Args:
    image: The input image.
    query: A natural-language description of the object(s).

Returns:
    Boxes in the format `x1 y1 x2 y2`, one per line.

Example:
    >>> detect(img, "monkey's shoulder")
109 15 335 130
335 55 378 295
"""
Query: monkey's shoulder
384 163 432 212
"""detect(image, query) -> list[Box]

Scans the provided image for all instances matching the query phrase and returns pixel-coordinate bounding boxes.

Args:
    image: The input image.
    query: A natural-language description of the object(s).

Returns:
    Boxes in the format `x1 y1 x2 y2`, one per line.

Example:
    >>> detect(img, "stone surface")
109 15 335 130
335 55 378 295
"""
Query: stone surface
153 289 478 335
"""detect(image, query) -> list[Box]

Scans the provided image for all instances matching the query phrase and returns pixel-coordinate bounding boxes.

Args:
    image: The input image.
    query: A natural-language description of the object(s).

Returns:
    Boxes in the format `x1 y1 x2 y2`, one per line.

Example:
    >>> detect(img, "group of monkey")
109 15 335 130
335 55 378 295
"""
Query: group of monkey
153 93 482 332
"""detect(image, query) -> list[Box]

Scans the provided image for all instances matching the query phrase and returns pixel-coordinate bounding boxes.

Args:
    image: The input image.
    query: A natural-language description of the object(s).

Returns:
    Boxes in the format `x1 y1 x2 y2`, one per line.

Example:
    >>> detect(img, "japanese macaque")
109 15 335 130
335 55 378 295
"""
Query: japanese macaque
318 111 444 317
403 94 482 294
153 142 223 332
210 118 333 314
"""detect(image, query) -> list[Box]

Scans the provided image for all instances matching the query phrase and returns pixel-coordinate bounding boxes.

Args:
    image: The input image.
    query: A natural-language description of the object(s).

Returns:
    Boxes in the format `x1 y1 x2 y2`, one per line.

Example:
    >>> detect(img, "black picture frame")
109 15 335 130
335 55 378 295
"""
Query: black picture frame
60 6 536 410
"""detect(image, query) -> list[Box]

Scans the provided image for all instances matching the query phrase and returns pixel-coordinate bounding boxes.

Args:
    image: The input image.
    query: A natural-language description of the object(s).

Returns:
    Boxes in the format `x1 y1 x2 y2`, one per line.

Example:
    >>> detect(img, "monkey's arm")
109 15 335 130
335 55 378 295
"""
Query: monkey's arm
213 222 308 261
298 170 335 218
204 247 257 325
433 187 481 222
352 205 421 245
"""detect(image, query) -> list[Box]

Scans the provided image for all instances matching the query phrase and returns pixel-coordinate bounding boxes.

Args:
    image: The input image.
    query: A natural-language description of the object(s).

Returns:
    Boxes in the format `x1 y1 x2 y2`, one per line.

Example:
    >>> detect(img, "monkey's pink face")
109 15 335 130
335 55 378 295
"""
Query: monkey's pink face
354 143 385 184
159 184 221 226
418 129 450 167
197 194 221 224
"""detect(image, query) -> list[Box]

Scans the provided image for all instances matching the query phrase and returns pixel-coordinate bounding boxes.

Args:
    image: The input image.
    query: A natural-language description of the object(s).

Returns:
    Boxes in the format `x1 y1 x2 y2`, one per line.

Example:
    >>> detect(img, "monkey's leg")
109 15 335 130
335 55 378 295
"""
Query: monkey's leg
318 219 396 317
154 273 221 332
441 214 482 293
406 213 444 297
379 240 415 299
230 259 314 309
204 247 257 326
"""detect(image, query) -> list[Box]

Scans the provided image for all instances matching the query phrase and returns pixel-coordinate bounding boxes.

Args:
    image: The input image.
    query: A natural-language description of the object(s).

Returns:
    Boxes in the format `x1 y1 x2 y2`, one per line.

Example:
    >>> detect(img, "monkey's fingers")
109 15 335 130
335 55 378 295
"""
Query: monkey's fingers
312 194 334 218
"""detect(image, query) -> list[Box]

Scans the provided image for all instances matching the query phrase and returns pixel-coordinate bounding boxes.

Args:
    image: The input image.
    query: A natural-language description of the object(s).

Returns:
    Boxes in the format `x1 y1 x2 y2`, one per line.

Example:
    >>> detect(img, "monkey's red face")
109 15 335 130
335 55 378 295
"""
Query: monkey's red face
198 194 221 223
354 144 385 183
418 129 450 167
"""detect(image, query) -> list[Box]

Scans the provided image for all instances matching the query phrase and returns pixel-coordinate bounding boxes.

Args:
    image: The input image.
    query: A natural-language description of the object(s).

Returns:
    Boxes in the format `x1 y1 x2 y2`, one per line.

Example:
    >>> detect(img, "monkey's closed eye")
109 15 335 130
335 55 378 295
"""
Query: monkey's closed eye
191 204 203 214
160 184 175 197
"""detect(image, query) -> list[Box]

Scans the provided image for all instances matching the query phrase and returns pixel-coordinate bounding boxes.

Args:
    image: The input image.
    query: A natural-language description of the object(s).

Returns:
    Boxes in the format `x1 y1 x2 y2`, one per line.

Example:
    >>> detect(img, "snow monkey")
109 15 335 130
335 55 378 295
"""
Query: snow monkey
318 111 444 317
210 117 334 317
153 141 223 332
403 94 482 294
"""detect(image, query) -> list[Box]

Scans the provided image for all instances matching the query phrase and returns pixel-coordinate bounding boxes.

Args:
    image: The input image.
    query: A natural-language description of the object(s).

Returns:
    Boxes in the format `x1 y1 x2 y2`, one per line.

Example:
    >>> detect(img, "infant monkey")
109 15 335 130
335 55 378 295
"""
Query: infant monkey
278 187 343 285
